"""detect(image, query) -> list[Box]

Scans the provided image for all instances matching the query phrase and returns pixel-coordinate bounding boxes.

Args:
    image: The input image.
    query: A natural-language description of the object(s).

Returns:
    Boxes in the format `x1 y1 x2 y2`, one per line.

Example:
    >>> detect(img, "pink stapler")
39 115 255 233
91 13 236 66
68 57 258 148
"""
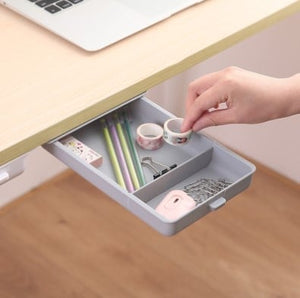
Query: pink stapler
155 190 196 221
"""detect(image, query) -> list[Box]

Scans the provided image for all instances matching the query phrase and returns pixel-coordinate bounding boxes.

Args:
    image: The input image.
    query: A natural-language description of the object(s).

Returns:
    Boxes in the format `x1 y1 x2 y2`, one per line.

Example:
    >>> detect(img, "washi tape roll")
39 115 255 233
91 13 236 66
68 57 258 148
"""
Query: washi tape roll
163 118 192 146
136 123 164 150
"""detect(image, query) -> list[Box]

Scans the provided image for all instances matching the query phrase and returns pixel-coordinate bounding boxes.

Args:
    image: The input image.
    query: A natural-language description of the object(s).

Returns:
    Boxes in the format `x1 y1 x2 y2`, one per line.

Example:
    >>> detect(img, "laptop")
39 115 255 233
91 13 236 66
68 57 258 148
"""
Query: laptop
1 0 204 51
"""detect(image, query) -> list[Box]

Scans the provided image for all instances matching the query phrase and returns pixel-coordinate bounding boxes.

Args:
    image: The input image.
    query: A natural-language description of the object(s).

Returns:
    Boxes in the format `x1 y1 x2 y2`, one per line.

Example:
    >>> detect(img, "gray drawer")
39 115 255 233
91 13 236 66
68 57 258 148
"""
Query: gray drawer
44 96 255 236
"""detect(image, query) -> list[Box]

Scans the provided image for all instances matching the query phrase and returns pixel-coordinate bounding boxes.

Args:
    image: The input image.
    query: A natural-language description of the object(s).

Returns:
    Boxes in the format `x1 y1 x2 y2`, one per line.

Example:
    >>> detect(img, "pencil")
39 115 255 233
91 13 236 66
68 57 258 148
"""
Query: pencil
114 113 140 190
101 119 126 190
122 111 146 186
107 117 134 193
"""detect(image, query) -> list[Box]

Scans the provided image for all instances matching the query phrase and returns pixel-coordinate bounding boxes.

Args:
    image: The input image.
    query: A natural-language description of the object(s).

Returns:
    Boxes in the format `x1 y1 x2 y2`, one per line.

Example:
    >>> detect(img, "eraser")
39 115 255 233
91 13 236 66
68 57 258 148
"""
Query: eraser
155 190 196 221
60 136 103 168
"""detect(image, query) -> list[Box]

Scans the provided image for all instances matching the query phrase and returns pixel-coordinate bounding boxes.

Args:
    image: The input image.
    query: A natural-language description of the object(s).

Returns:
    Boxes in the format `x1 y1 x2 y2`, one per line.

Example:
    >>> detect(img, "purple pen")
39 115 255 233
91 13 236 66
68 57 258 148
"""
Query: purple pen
107 117 134 193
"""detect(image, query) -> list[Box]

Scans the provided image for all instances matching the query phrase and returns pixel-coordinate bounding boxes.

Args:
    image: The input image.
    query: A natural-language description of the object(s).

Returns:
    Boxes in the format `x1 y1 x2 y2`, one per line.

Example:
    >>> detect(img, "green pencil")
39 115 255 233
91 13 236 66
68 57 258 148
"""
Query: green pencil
122 111 146 186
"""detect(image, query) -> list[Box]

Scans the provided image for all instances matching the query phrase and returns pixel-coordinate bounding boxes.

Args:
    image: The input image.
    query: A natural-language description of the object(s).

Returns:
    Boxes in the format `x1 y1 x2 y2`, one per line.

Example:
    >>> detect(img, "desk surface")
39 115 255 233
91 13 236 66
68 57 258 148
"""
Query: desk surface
1 0 300 165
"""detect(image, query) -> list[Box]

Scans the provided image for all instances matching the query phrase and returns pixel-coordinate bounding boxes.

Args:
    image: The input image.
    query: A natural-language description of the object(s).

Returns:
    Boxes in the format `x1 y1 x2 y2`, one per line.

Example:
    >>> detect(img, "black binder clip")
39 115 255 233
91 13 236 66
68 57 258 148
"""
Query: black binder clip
141 157 177 179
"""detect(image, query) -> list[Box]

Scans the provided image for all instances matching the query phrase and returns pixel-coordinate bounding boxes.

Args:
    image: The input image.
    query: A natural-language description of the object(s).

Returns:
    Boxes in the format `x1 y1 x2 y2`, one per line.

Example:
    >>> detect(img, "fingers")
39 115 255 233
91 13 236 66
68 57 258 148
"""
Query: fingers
182 82 228 132
184 71 222 113
192 108 236 131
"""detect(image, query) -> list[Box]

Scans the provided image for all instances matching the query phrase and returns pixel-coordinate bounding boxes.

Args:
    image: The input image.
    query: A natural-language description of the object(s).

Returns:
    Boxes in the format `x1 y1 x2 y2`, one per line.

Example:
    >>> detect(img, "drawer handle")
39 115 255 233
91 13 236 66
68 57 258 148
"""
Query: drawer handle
209 197 226 211
0 171 10 185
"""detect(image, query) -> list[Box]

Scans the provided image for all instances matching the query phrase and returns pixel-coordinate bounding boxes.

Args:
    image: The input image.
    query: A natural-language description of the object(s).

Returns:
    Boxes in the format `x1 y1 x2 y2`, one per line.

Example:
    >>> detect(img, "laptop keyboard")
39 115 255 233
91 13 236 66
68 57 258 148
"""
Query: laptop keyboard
28 0 83 14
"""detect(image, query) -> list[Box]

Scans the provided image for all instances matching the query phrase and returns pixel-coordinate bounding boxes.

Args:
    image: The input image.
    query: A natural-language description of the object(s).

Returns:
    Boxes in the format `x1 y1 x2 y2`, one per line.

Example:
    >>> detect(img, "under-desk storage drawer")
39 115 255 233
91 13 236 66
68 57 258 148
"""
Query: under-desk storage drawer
44 96 255 236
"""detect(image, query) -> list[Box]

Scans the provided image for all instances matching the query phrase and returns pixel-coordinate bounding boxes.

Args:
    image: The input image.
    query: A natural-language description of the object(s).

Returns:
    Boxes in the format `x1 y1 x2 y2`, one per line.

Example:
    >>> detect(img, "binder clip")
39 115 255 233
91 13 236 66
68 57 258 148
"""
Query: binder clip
141 157 176 179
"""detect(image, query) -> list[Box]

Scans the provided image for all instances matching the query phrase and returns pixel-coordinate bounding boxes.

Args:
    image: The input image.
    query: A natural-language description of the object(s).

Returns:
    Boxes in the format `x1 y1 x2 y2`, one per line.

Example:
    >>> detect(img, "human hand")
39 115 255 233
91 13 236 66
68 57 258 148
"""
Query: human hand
181 67 300 132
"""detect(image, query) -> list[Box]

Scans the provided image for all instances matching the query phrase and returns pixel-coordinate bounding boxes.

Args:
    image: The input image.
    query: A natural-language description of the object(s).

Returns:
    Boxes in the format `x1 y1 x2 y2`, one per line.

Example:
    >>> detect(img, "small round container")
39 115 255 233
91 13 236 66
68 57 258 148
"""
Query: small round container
163 118 192 146
136 123 164 150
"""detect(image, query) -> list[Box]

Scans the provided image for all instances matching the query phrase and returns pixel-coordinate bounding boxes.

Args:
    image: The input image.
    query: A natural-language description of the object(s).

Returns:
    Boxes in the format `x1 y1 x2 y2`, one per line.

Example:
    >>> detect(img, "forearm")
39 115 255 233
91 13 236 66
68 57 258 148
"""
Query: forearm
284 73 300 117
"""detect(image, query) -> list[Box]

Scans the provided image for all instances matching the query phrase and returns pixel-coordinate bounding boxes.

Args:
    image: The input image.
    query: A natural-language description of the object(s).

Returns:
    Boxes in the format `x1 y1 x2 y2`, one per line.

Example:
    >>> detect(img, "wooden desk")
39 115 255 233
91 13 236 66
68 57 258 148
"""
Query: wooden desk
1 0 300 166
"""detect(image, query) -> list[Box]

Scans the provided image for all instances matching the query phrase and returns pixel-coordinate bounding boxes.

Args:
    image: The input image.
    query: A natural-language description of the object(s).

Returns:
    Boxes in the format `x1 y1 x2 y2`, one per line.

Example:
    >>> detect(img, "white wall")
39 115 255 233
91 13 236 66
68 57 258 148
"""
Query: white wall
1 10 299 207
147 10 300 184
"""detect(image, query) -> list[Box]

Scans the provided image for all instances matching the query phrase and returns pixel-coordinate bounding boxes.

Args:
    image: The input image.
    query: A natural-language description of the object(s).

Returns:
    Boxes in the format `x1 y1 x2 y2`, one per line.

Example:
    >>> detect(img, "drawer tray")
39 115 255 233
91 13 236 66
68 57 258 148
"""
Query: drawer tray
44 96 255 235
